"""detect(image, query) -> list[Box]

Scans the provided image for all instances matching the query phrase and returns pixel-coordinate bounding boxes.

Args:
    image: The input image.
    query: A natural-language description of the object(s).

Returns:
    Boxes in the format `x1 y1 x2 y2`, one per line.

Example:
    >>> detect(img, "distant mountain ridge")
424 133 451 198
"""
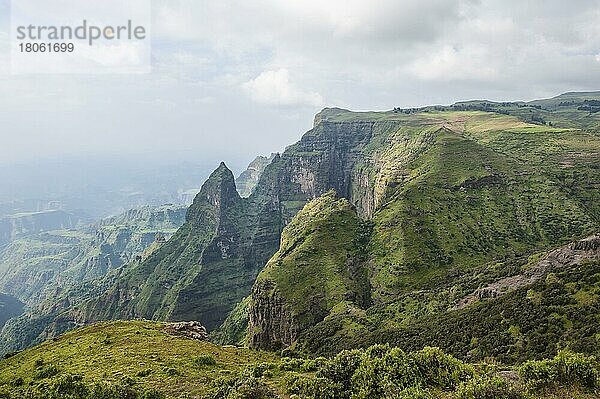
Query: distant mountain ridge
235 153 277 197
2 92 599 362
0 210 83 248
0 204 187 306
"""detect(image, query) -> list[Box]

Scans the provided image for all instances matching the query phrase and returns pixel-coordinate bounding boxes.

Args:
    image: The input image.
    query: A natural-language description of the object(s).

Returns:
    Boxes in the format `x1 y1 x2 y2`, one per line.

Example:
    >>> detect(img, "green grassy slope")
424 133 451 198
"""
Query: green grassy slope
258 191 371 319
246 100 600 360
0 320 278 398
249 192 371 349
1 320 598 399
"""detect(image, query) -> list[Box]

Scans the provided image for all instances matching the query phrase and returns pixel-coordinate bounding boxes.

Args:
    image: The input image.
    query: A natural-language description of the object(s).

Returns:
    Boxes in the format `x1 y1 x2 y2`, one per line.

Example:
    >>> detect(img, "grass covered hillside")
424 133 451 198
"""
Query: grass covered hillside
245 98 600 360
0 320 598 399
0 321 278 398
249 191 372 350
2 93 599 398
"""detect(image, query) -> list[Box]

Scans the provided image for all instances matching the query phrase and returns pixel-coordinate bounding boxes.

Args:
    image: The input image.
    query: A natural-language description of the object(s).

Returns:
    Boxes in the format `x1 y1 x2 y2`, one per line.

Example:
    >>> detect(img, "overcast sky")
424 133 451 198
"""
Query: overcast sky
0 0 599 168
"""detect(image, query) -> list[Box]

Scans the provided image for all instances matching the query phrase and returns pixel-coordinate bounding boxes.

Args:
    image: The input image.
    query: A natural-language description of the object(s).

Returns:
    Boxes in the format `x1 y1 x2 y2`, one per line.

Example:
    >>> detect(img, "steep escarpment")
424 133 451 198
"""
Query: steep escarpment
0 294 23 330
80 117 385 327
0 205 186 306
249 192 371 350
0 210 82 248
245 104 600 357
5 93 600 360
78 116 382 329
0 116 385 353
76 163 247 327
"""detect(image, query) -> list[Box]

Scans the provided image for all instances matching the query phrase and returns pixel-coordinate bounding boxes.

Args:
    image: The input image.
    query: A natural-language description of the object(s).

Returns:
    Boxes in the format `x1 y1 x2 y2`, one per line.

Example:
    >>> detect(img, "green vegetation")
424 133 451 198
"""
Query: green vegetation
1 321 597 398
3 92 600 399
246 98 600 362
0 321 277 398
252 191 371 344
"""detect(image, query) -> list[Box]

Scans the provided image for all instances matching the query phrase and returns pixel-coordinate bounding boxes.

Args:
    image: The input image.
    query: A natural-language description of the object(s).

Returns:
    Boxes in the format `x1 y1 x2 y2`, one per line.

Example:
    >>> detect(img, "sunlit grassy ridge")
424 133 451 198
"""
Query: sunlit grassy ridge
1 321 598 398
0 321 277 398
247 104 600 360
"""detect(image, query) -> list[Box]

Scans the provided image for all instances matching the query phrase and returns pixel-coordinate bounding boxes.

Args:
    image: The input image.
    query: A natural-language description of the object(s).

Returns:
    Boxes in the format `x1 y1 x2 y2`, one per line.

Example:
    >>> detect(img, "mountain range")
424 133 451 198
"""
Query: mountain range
0 92 599 398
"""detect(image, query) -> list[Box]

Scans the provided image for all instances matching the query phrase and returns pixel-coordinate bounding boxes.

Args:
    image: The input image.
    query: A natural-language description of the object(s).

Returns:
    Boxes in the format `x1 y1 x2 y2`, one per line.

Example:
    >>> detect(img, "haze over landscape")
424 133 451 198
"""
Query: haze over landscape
0 1 599 399
1 1 599 165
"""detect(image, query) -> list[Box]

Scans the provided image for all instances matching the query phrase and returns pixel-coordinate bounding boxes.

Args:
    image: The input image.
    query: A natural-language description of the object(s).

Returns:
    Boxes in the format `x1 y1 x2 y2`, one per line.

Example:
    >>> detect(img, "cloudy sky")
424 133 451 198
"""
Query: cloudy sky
0 0 599 168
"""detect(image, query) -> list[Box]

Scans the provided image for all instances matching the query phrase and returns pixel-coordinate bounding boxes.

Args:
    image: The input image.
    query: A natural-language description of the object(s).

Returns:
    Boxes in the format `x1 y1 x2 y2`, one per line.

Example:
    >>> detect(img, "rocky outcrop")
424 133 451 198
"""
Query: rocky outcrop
248 192 371 350
454 234 600 309
236 154 277 197
164 321 208 341
248 280 298 350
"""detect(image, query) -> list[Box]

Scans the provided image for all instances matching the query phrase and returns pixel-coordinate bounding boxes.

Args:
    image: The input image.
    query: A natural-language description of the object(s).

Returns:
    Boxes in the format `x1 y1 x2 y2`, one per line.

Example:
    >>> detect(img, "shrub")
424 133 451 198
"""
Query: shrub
162 367 179 377
135 369 152 378
284 374 342 399
34 365 61 380
519 350 598 389
278 357 306 372
47 374 90 399
207 370 277 399
246 363 276 378
409 346 474 388
193 354 217 367
351 347 422 398
300 357 327 373
456 376 526 399
317 348 364 393
10 377 24 387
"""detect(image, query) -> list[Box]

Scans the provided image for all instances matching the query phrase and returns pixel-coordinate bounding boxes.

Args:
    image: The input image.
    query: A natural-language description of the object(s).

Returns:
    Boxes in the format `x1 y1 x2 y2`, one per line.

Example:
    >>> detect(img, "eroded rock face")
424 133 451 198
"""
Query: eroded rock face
236 154 277 198
248 280 298 350
246 192 371 350
0 210 82 247
164 321 208 341
454 234 600 310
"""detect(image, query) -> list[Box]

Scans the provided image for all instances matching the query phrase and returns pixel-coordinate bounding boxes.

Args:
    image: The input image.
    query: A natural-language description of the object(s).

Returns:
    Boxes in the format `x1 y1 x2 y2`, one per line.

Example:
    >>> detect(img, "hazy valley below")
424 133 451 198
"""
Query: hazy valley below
0 92 599 398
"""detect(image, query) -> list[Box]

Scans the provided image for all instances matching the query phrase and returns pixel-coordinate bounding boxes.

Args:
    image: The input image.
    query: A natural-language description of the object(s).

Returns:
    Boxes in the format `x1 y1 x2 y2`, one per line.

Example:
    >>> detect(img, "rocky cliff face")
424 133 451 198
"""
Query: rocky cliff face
0 210 82 248
0 294 23 330
244 106 600 352
247 192 370 350
65 162 279 329
248 279 298 350
5 95 600 358
236 154 277 197
8 115 386 341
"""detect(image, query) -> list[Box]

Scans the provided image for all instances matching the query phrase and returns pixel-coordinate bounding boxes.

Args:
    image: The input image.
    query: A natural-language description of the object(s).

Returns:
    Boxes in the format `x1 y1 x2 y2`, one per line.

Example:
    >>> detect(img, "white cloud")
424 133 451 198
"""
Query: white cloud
1 0 600 164
242 68 323 107
406 45 498 81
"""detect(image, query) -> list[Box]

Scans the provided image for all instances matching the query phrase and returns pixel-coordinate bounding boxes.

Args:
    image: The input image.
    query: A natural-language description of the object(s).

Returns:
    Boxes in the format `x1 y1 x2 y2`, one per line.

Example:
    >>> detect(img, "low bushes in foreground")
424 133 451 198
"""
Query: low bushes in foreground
0 347 597 399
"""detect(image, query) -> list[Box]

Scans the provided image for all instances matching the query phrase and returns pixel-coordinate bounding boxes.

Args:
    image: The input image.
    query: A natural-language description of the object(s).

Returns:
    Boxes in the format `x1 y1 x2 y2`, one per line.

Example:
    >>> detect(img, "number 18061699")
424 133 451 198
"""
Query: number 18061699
19 42 74 52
